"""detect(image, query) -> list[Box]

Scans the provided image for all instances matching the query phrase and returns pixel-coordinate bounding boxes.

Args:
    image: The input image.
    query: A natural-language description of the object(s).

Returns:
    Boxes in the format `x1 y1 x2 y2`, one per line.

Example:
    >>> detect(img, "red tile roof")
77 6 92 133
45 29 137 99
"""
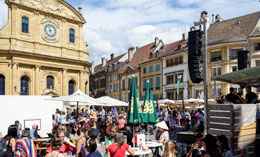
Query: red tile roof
94 53 126 74
208 11 260 45
140 39 187 64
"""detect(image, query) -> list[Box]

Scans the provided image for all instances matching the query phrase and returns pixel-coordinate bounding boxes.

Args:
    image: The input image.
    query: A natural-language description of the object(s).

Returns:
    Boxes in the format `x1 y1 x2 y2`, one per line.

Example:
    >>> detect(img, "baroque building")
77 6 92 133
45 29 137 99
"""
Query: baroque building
0 0 91 96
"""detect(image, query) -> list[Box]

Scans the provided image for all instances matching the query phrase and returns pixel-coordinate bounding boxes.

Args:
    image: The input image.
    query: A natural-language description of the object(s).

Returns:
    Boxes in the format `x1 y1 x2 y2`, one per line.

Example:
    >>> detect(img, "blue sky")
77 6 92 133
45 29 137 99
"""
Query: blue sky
0 0 259 65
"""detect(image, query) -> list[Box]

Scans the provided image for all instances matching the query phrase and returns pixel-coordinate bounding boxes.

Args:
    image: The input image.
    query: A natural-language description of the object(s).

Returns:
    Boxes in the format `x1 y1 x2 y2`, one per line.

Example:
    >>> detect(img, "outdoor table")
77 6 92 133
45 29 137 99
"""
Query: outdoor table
144 141 163 157
144 141 163 148
33 138 51 150
125 147 152 157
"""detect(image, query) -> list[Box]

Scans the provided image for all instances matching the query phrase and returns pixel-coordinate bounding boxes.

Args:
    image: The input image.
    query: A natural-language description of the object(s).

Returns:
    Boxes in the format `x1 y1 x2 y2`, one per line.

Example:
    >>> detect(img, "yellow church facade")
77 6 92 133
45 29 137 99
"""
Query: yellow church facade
0 0 91 96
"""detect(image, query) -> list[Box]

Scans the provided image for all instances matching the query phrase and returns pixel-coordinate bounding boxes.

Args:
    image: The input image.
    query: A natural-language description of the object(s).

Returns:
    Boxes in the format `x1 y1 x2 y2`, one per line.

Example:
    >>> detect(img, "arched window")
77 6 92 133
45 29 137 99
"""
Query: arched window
0 75 5 95
21 76 29 95
47 76 54 89
68 80 75 95
69 29 75 43
22 17 29 33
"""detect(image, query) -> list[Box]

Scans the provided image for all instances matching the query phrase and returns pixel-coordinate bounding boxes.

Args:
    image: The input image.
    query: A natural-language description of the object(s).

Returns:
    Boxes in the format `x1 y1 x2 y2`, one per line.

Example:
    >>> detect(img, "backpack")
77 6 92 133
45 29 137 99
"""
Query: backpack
0 139 7 156
0 138 13 157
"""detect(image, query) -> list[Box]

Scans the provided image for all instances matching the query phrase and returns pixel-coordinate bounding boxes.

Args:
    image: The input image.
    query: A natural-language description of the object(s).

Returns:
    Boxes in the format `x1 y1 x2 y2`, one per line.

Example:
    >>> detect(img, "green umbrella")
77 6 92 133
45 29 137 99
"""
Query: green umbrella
128 76 143 125
142 80 159 124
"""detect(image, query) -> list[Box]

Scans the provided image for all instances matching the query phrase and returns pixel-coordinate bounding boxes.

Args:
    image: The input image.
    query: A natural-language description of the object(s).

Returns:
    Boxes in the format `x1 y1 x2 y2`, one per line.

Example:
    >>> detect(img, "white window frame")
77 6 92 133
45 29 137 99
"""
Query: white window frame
212 86 222 98
212 66 222 77
195 88 203 98
230 47 243 60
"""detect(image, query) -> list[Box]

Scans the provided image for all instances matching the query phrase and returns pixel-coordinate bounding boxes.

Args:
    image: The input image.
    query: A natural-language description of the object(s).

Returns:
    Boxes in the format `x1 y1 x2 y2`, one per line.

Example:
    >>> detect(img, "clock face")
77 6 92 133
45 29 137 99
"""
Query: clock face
43 22 58 40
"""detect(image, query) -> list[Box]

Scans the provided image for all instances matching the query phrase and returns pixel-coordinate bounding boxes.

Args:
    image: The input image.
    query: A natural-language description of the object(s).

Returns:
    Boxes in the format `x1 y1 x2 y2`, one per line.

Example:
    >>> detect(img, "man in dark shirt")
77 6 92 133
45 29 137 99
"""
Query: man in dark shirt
245 86 258 104
225 87 240 104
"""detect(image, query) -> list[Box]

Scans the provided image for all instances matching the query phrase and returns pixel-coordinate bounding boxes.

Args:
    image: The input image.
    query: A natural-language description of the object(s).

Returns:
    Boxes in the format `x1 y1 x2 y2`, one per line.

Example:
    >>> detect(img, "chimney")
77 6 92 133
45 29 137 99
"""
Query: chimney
110 53 114 60
215 14 222 22
78 5 82 14
128 47 135 62
154 37 160 46
90 61 95 74
101 57 107 67
182 33 187 41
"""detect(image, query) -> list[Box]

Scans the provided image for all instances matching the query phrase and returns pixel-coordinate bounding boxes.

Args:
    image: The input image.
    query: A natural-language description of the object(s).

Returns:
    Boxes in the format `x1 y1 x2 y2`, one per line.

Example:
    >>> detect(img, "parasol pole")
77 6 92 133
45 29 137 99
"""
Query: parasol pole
76 101 79 122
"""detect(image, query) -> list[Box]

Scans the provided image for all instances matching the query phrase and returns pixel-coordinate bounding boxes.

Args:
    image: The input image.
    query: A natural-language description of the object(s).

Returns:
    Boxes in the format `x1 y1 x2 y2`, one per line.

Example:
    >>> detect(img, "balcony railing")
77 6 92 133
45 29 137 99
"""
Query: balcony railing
210 56 222 62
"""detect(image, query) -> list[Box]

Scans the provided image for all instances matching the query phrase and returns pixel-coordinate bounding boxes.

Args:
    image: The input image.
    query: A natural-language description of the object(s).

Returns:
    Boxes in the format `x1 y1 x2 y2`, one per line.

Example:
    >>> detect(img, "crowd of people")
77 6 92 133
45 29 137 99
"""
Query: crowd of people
0 106 234 157
217 86 259 104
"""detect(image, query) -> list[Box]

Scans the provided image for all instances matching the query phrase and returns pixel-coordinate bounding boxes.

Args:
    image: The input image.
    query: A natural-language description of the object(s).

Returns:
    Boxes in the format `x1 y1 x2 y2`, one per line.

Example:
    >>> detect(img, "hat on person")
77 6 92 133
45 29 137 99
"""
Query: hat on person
88 129 99 137
200 134 217 146
22 128 30 137
155 121 169 130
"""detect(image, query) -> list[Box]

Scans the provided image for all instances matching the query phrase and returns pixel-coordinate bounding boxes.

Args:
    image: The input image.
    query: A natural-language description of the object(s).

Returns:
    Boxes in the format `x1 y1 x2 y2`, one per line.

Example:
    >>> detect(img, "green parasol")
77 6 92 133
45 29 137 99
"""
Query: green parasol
128 75 143 125
142 80 159 142
142 80 159 124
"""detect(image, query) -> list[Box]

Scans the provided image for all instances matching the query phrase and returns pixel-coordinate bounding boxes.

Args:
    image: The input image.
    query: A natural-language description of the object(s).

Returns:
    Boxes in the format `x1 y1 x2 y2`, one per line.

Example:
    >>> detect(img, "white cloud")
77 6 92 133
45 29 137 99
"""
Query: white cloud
0 0 259 65
0 0 8 30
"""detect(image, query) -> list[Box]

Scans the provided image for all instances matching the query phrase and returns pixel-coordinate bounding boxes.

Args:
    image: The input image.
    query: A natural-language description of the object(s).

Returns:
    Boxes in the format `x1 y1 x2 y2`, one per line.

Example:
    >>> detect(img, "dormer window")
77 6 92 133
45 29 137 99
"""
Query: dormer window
69 29 75 43
22 17 29 33
156 51 159 57
149 53 153 59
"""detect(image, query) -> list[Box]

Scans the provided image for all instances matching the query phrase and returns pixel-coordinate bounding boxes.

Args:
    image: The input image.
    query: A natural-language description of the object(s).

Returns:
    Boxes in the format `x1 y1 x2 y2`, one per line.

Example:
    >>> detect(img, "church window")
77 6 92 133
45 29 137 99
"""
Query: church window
0 74 5 95
69 80 75 95
69 29 75 43
21 76 29 95
47 76 54 89
22 17 29 33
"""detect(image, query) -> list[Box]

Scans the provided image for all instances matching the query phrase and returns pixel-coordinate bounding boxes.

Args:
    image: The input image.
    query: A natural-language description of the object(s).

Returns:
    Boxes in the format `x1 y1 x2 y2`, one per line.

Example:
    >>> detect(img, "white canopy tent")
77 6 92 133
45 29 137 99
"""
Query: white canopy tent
48 90 103 119
96 96 128 107
175 98 215 104
157 99 175 104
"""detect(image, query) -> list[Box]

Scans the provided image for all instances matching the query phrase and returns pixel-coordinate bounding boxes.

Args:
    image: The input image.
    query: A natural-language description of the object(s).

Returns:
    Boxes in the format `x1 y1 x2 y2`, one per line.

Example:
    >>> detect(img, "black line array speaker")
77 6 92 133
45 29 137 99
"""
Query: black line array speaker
237 50 248 70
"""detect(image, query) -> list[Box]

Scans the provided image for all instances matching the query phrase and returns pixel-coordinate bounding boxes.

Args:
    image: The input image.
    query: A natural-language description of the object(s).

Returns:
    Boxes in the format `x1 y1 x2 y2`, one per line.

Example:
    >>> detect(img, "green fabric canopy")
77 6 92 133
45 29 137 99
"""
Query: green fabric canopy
142 81 159 124
128 76 143 125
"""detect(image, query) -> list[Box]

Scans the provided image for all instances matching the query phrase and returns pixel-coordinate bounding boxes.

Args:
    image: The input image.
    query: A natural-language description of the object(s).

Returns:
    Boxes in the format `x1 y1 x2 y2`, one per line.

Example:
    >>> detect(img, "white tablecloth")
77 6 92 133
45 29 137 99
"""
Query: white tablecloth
144 141 163 148
125 147 152 156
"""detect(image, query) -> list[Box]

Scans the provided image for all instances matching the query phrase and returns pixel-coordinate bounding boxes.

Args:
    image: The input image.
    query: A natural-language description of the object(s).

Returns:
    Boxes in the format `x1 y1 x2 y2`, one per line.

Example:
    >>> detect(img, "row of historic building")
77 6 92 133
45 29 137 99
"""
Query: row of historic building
90 11 260 102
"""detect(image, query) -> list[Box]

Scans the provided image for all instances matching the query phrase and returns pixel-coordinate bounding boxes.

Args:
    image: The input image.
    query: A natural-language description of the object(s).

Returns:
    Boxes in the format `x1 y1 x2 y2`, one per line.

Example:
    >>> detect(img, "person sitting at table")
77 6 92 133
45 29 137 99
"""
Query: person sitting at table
30 124 40 139
14 128 37 157
162 140 177 157
45 129 76 155
224 87 240 104
107 133 134 157
245 86 258 104
156 121 169 144
156 121 169 156
45 136 68 157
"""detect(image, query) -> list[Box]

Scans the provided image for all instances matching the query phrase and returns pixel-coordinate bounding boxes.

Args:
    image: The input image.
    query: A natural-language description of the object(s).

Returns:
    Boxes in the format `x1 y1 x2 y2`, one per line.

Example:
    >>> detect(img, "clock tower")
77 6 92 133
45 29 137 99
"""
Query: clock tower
0 0 91 96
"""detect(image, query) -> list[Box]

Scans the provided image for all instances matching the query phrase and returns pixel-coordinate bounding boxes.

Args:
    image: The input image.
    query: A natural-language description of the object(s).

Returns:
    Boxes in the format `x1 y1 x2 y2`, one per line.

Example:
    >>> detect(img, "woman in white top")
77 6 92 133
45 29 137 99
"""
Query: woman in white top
156 121 169 144
156 121 169 156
